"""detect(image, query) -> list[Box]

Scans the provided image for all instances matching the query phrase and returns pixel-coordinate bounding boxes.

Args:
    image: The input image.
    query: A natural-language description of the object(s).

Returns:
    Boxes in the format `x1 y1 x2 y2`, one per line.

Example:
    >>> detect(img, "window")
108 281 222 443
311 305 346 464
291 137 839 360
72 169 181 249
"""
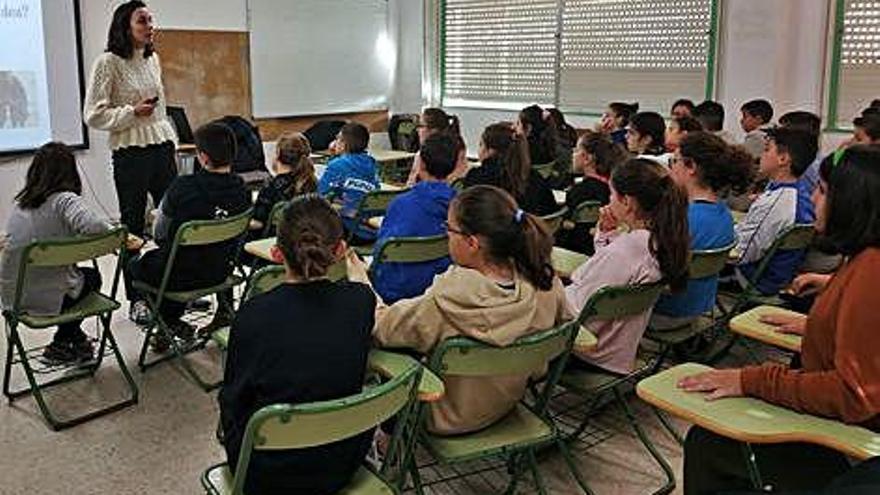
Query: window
440 0 719 113
827 0 880 129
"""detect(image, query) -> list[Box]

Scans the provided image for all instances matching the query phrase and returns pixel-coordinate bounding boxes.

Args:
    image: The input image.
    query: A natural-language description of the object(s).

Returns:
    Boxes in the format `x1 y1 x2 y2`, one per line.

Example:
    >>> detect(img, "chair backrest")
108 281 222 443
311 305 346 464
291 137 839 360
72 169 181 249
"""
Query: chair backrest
533 162 556 180
373 235 449 265
540 207 569 235
688 244 735 280
575 282 665 327
571 200 602 225
266 200 290 236
229 358 422 495
746 224 815 288
449 177 465 192
356 189 410 219
174 209 253 248
245 261 347 301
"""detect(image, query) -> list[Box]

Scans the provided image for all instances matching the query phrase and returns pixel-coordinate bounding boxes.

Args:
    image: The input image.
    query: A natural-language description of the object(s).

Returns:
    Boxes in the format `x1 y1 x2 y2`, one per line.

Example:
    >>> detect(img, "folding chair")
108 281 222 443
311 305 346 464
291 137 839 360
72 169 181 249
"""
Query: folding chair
350 189 411 256
133 209 252 391
554 282 674 495
202 353 424 495
2 227 138 430
570 200 601 225
407 322 592 495
540 207 569 235
369 234 448 281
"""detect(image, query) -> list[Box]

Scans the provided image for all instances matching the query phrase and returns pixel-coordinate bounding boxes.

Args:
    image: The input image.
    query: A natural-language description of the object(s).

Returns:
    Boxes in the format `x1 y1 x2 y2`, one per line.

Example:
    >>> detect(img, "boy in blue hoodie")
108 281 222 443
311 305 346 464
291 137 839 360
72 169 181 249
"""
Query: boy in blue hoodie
372 134 457 303
318 122 380 241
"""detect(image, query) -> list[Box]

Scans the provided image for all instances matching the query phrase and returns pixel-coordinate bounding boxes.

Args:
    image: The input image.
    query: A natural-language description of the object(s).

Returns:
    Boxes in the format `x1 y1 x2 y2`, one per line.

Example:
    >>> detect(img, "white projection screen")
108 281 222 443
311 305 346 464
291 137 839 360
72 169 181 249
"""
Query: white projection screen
247 0 393 118
0 0 88 155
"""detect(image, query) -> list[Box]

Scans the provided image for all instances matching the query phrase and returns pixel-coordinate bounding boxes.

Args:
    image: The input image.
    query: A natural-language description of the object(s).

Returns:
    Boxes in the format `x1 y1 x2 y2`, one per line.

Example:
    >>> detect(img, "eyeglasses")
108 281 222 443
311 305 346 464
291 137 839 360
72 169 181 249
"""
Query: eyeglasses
443 221 468 237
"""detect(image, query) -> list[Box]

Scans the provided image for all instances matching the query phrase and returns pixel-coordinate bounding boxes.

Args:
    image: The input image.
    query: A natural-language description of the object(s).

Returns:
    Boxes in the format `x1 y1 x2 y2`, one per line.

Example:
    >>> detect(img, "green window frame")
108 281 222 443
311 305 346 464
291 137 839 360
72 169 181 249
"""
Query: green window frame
826 0 880 131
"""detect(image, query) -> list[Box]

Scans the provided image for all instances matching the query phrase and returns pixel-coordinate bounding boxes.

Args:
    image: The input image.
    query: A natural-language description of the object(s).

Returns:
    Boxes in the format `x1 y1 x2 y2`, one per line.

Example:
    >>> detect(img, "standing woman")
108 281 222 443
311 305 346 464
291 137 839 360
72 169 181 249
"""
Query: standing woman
84 1 178 322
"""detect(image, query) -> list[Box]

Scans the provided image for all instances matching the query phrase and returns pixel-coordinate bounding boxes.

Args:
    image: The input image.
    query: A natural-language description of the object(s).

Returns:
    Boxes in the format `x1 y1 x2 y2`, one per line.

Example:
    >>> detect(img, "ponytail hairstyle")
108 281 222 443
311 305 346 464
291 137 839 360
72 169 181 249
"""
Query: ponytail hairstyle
629 112 667 155
452 185 555 290
481 123 532 199
611 159 690 291
275 132 318 196
577 130 627 178
518 104 559 163
678 132 755 195
422 107 465 157
16 142 83 209
276 194 344 279
608 102 640 128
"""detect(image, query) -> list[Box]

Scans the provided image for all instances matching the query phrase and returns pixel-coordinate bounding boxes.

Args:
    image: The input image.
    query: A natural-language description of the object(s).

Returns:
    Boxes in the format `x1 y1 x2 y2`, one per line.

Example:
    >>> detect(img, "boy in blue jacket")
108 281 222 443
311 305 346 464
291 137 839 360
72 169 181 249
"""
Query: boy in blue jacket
372 134 457 303
318 123 380 241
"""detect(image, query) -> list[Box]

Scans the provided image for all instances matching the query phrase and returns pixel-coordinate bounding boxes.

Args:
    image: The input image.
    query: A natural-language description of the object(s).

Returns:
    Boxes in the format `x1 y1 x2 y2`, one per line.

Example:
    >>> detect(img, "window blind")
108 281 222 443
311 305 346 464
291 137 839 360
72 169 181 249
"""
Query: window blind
834 0 880 127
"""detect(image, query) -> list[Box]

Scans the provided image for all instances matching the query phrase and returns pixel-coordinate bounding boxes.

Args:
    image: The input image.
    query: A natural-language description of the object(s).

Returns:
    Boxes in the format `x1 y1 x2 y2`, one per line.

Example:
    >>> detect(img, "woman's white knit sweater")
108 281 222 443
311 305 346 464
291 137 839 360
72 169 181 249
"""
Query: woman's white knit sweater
83 49 177 151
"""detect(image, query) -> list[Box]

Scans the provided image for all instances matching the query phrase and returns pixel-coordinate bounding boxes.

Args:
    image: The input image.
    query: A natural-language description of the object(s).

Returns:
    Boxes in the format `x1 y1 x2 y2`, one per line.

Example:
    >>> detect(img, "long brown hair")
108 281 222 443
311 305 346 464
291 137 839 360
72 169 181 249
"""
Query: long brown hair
611 159 690 291
275 132 318 196
16 142 83 209
422 107 465 156
577 130 627 178
452 185 555 291
481 123 531 199
276 195 344 279
678 132 754 195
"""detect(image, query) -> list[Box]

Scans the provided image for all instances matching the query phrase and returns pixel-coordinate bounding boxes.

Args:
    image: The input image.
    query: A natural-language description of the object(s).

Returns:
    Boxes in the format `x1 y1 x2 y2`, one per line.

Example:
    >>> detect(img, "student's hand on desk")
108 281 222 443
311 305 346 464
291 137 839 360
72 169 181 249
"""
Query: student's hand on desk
788 273 831 296
759 313 807 336
677 369 743 401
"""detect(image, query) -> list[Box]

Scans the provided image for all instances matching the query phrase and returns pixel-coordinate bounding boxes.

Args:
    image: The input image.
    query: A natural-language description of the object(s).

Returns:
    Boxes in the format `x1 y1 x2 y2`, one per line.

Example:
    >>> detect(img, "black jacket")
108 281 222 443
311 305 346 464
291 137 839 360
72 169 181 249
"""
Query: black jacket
463 156 560 216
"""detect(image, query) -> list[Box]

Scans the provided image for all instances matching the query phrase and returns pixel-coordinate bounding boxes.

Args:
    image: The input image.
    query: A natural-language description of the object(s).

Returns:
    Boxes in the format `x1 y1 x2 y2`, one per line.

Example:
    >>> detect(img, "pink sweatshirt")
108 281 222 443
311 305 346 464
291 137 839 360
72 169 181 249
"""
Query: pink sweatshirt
564 229 661 374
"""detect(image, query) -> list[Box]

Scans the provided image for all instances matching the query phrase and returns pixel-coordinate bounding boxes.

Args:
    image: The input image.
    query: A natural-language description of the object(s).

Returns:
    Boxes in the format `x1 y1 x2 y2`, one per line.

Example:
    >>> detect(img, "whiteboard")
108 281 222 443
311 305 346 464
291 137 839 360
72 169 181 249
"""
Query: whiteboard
248 0 393 118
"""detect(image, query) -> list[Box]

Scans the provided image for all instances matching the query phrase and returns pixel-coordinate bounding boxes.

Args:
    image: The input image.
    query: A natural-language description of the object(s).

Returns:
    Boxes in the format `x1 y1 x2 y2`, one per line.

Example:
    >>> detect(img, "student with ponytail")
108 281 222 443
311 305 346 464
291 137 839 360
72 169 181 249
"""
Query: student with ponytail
464 123 559 215
516 104 559 166
406 108 468 185
350 185 571 434
221 195 376 494
652 132 754 329
250 132 317 233
627 111 668 162
565 159 690 374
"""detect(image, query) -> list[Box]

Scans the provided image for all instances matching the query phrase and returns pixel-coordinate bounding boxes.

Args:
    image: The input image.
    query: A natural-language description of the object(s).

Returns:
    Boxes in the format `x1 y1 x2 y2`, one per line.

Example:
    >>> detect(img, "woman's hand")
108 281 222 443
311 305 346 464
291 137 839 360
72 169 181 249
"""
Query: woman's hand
759 313 807 336
597 206 619 233
787 272 831 296
677 369 744 401
134 97 156 117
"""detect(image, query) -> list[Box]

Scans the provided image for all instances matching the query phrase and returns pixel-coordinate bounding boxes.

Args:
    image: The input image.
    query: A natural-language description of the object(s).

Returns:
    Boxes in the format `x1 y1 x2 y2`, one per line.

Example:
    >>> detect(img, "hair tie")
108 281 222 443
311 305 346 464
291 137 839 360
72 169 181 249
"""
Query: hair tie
514 208 525 224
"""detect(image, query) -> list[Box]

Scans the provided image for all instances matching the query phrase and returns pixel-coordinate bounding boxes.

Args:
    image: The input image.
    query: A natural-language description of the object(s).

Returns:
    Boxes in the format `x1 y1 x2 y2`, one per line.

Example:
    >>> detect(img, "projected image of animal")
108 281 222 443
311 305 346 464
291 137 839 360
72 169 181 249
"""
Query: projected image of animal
0 72 29 128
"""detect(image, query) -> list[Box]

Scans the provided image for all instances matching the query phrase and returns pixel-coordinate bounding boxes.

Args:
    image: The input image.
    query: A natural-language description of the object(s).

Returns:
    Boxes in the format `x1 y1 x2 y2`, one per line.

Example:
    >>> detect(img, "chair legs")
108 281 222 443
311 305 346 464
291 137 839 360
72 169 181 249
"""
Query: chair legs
651 406 684 446
613 387 676 495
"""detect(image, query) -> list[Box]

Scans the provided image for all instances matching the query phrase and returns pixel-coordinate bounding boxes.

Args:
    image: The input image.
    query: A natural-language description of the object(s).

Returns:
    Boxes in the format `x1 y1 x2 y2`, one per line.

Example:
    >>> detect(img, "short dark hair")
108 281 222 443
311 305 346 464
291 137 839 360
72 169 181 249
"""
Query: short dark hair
820 145 880 256
340 122 370 153
854 113 880 141
195 122 237 167
16 142 83 209
779 111 821 135
671 99 695 113
106 1 153 59
629 112 667 154
276 195 344 279
693 100 726 132
419 133 457 179
765 127 818 177
741 99 774 124
673 115 704 133
608 102 640 127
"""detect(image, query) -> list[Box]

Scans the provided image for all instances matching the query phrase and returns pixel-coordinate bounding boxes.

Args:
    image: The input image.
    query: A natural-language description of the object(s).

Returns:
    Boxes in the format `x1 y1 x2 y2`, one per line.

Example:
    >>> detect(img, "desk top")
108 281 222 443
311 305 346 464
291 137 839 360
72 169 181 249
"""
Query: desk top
729 305 803 352
368 349 445 402
551 246 588 279
637 363 880 460
313 149 416 163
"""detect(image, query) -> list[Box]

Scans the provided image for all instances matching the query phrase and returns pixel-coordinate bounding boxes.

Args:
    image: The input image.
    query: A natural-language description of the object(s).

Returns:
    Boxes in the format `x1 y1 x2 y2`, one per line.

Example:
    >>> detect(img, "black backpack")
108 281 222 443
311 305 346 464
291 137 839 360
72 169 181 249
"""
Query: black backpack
216 115 265 174
303 120 346 151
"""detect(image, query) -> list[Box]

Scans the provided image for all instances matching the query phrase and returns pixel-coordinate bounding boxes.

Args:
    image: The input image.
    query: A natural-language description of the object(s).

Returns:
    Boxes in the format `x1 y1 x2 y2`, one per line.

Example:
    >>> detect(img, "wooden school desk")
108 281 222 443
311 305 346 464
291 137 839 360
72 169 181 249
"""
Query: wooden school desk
729 305 804 353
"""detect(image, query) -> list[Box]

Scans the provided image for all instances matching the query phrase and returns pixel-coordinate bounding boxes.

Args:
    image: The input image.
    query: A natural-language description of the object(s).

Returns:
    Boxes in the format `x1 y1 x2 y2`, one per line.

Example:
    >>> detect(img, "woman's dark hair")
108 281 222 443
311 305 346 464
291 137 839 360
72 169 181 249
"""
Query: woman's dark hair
482 123 531 199
678 132 754 195
546 108 578 148
519 104 558 164
422 107 465 156
673 115 704 133
630 112 667 155
608 102 640 128
671 99 695 114
577 130 627 177
276 195 344 279
452 185 555 291
106 1 153 59
275 132 317 196
819 145 880 256
16 142 82 209
611 159 690 291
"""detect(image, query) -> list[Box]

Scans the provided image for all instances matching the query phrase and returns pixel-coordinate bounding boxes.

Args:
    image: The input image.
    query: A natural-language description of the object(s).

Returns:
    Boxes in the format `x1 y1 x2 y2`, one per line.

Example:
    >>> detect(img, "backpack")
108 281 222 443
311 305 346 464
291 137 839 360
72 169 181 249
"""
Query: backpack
303 120 346 151
216 115 265 174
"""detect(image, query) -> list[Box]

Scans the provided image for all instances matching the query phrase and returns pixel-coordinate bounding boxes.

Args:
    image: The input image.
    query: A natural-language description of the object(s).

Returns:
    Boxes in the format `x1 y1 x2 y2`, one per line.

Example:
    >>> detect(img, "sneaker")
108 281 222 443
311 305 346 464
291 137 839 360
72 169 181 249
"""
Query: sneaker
169 320 196 342
129 300 152 325
197 310 234 338
149 332 171 353
42 341 78 364
70 339 95 362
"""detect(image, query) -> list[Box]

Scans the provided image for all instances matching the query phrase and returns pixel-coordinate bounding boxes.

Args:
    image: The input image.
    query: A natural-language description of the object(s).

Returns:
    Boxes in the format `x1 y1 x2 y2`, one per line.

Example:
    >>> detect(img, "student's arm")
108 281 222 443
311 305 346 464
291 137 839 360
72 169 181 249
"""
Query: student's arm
152 181 182 245
373 275 455 354
317 159 343 196
734 190 785 264
83 57 138 132
564 247 625 315
54 193 111 235
219 313 259 443
251 183 277 226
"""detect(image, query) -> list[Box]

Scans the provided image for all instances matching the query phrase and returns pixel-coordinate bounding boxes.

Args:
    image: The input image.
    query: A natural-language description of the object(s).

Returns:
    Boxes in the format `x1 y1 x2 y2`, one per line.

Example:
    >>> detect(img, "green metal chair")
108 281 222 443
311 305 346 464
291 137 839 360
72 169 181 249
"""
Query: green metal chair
408 322 592 495
350 188 411 256
540 207 569 235
571 200 601 225
555 282 674 495
202 353 424 495
2 227 138 430
369 234 449 282
133 209 252 391
263 200 289 238
532 162 557 181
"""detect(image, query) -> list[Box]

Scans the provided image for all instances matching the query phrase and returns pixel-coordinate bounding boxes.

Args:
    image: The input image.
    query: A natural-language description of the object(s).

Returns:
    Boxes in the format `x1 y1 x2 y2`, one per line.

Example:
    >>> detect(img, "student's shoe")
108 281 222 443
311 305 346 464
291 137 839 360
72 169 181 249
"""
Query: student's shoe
197 310 234 338
42 341 78 365
169 320 196 342
70 339 95 362
150 333 171 353
129 300 152 326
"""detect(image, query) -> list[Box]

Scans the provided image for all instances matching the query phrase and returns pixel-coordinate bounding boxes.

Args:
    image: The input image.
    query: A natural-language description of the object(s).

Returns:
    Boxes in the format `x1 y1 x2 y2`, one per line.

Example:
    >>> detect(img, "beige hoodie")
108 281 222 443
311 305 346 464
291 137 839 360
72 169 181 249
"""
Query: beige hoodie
374 265 571 435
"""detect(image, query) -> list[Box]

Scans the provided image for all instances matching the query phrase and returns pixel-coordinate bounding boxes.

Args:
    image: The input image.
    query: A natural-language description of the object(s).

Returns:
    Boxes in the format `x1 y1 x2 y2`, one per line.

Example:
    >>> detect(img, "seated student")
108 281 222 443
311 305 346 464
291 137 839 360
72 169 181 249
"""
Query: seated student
547 107 579 150
0 143 112 363
372 134 457 304
405 108 468 185
779 111 823 192
600 102 639 146
463 123 559 216
566 159 690 374
740 99 775 159
250 132 317 234
665 115 703 153
557 130 627 255
734 127 817 295
678 144 880 495
627 112 669 164
220 195 376 495
693 100 737 144
129 122 250 344
652 133 754 329
546 107 579 189
671 98 696 119
852 111 880 145
516 104 559 166
351 185 571 434
318 122 380 241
